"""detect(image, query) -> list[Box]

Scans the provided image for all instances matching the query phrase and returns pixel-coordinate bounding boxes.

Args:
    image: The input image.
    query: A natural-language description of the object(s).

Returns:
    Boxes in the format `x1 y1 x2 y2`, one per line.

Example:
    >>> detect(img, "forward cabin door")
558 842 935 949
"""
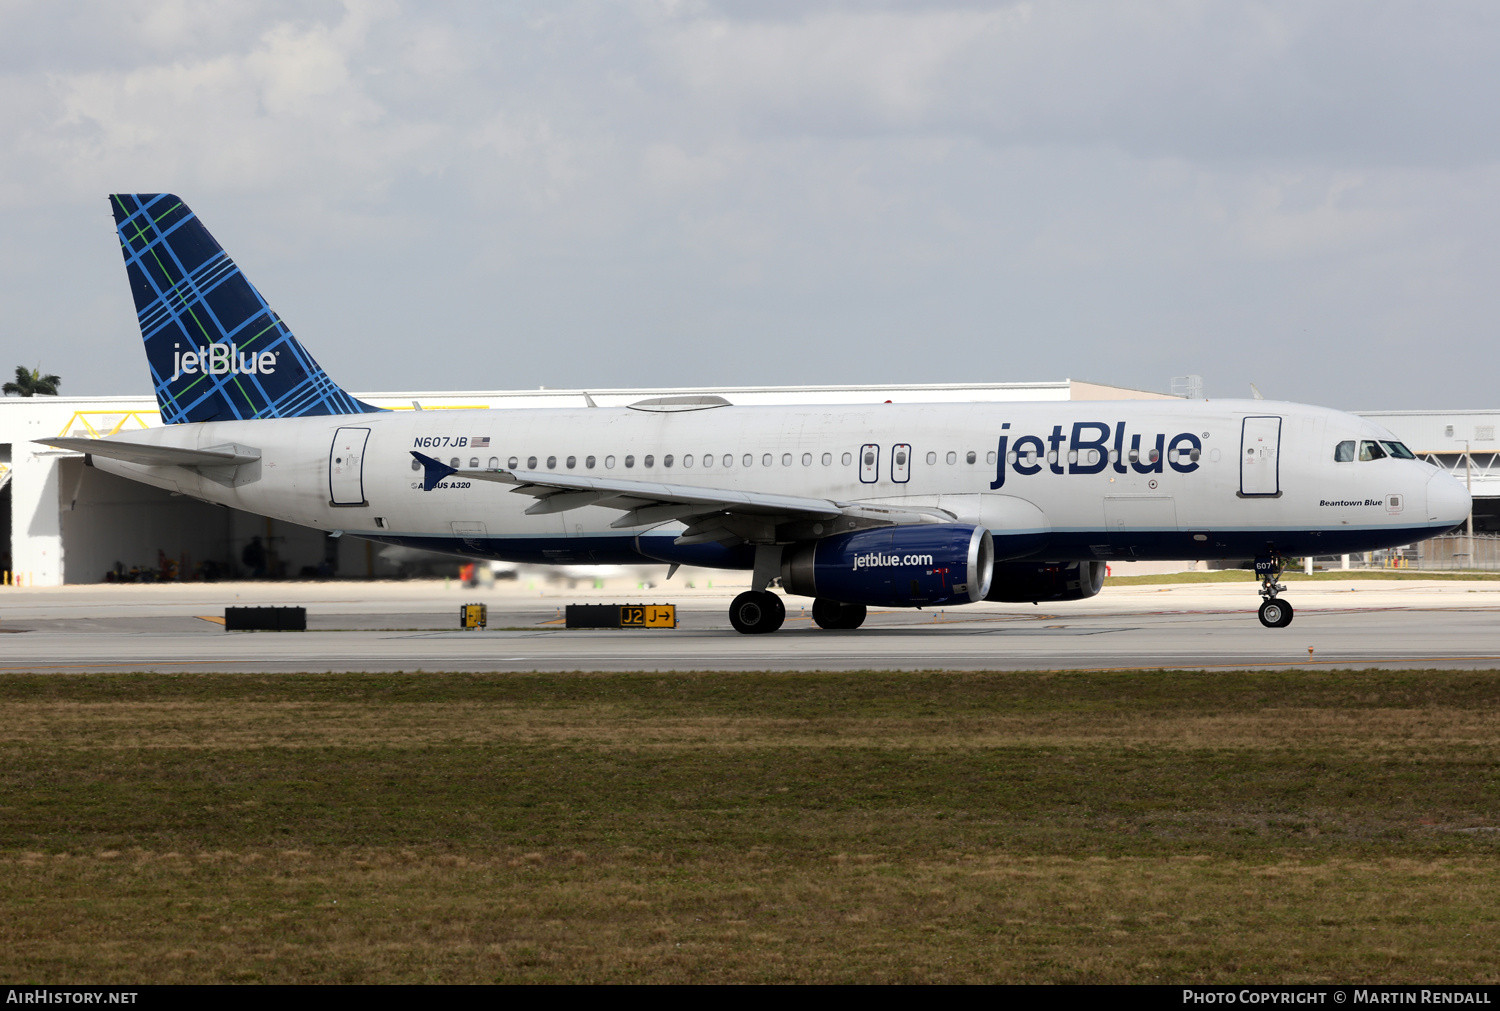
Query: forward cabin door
1240 416 1282 497
329 427 370 506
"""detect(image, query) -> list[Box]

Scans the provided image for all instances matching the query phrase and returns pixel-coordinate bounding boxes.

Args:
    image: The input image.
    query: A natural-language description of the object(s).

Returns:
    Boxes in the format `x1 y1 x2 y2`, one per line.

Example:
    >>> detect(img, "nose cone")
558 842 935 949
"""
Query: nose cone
1427 471 1472 529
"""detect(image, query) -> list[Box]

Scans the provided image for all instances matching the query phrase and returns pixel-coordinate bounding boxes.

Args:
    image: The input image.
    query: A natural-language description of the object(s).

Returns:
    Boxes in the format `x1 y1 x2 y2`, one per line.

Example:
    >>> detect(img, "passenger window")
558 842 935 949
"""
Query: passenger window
586 455 596 469
723 454 733 468
821 453 832 466
1359 441 1387 461
508 456 518 469
682 454 692 468
762 453 772 467
802 453 812 466
566 455 576 469
1381 441 1416 460
625 455 635 468
644 455 654 467
946 451 956 465
782 453 792 466
1334 441 1355 462
487 457 498 469
842 452 852 466
966 451 976 465
605 455 615 468
470 457 479 468
926 451 937 465
702 454 713 468
986 451 996 464
527 456 537 469
743 454 753 467
664 454 674 468
546 455 556 469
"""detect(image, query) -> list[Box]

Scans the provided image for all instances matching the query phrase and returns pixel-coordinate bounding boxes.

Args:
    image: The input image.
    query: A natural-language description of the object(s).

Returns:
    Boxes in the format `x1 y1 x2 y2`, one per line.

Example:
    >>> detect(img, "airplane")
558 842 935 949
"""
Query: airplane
39 193 1473 633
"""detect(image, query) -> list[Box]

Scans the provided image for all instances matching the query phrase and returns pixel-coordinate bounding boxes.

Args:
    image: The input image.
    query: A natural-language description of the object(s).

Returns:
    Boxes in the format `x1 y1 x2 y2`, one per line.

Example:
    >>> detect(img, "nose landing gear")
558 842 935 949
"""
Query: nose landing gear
1258 597 1293 628
1255 553 1294 627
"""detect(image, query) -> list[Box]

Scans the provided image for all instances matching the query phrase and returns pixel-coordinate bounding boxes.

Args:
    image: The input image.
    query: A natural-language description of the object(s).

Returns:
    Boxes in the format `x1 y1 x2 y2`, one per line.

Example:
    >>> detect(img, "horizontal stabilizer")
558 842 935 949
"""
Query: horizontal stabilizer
36 438 260 468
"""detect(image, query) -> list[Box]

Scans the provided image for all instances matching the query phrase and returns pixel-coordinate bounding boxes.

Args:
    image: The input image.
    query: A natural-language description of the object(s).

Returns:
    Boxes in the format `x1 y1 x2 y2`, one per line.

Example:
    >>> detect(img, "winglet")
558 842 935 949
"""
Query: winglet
411 451 458 491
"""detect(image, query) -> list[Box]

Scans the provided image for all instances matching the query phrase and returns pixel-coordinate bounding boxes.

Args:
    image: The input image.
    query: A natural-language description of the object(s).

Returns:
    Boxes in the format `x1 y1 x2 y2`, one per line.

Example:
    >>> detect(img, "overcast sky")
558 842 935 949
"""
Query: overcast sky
1 0 1496 409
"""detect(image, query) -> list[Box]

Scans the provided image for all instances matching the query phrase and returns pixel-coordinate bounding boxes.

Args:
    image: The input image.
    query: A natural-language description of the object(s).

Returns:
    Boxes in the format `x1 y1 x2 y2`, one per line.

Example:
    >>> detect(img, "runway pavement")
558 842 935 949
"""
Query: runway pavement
2 577 1499 672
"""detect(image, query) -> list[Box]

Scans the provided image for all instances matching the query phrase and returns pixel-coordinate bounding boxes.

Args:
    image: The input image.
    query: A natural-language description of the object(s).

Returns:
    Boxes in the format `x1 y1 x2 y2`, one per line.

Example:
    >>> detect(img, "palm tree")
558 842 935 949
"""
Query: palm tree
3 365 61 397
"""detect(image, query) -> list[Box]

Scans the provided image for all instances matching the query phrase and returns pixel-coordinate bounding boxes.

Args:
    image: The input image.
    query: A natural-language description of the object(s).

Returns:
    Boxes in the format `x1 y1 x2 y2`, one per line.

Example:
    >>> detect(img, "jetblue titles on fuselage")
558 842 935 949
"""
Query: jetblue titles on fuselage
990 421 1201 488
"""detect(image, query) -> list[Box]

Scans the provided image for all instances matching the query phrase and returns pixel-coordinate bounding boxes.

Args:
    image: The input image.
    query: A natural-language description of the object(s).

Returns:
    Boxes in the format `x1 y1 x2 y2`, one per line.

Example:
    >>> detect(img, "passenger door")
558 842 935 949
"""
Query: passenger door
329 427 370 506
1239 416 1282 497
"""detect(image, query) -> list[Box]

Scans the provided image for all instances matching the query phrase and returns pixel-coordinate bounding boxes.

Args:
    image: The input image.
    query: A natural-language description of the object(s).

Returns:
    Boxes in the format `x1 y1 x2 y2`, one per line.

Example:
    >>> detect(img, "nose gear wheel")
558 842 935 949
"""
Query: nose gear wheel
1258 598 1294 628
1254 551 1294 627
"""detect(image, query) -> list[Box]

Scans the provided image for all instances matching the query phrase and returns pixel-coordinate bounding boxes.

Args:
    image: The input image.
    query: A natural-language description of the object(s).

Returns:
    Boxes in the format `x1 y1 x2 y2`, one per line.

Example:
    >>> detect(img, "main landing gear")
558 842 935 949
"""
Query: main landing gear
728 592 869 633
729 590 785 634
1255 553 1294 628
811 598 867 630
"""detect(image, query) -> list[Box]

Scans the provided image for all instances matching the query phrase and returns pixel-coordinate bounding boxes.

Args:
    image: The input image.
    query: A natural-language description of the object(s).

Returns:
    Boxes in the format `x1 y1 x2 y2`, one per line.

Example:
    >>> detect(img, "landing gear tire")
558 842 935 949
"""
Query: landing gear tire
811 598 867 630
1258 599 1294 628
730 590 786 634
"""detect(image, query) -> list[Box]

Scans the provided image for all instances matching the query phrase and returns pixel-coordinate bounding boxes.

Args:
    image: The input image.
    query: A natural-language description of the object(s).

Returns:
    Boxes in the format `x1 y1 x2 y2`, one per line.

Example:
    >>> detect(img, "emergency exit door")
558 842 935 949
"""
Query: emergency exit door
1240 416 1282 497
329 427 370 506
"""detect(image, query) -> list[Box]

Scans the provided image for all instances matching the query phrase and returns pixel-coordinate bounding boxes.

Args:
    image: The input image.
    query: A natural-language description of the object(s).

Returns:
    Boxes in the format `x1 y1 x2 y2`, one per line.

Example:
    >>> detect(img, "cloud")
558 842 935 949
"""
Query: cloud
0 0 1496 408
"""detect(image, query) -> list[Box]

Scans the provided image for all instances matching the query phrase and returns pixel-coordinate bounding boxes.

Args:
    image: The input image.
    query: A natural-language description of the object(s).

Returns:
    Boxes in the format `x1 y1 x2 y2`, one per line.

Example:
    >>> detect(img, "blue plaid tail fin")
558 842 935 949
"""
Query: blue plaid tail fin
110 193 381 424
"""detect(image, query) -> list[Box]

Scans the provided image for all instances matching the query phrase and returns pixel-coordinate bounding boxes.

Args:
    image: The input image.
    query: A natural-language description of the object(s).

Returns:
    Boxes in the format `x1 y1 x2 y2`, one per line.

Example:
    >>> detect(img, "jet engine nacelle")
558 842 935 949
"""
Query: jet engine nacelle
781 524 994 607
985 560 1106 603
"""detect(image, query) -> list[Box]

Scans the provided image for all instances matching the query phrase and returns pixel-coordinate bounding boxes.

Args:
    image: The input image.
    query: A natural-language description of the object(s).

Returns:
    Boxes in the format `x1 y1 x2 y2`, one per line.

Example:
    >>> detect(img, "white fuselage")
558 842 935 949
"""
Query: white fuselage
88 398 1471 573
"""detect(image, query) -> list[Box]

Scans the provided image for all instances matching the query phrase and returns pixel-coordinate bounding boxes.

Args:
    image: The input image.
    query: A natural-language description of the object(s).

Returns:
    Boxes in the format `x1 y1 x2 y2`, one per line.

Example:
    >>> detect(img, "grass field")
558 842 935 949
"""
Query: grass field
2 669 1498 983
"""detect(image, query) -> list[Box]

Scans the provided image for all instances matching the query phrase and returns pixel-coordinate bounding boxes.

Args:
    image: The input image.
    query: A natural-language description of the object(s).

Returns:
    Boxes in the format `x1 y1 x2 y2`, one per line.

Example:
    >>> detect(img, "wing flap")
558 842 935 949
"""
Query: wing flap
410 453 955 546
419 456 844 519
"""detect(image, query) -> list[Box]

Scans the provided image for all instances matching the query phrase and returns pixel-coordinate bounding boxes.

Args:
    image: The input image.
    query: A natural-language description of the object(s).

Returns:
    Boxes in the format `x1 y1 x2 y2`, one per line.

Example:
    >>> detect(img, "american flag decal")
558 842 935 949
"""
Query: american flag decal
473 437 490 447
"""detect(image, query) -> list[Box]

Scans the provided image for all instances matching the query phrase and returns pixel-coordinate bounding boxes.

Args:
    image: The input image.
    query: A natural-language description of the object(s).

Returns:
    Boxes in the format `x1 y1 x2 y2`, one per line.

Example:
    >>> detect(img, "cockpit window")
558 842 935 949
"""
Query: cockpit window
1381 441 1416 460
1334 440 1355 462
1359 440 1387 461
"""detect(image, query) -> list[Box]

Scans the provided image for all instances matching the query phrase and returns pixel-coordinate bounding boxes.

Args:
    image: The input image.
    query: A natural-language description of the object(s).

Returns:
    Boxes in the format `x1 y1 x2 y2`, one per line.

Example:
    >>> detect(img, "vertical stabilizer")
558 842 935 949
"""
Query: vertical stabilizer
111 193 381 424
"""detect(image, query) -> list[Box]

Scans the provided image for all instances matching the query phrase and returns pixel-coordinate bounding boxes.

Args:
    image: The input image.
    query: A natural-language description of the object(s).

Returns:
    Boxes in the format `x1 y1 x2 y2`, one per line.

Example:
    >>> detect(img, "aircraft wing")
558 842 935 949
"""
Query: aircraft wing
411 451 952 545
35 438 261 468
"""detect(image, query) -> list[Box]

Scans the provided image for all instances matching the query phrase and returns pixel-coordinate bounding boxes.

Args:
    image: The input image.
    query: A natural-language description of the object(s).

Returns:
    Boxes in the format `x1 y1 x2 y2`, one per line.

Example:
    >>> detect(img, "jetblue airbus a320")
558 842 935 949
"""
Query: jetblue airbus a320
40 194 1473 633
